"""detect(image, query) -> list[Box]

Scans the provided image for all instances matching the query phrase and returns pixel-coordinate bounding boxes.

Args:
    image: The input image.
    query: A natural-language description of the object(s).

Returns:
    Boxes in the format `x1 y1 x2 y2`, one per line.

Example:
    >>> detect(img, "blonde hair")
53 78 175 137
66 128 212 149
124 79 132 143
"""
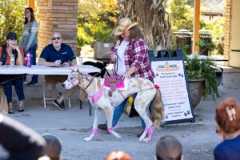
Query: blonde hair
105 151 133 160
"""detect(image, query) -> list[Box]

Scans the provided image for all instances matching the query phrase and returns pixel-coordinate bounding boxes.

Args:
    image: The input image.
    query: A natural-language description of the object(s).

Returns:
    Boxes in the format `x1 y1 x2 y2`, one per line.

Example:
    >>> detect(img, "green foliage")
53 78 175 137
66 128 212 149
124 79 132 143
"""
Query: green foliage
185 55 219 99
77 0 118 47
0 0 25 44
201 18 224 54
168 0 193 32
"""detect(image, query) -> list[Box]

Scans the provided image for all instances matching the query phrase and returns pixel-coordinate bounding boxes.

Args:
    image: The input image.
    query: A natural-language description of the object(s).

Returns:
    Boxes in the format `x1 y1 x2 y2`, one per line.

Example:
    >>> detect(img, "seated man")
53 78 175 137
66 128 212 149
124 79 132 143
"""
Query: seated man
38 32 76 110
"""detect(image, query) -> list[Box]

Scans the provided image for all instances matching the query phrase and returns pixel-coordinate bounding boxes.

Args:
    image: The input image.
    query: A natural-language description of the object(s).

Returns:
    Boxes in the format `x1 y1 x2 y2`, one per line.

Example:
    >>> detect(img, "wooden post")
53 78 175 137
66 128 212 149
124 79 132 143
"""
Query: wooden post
38 0 78 54
224 0 232 66
27 0 35 10
192 0 201 54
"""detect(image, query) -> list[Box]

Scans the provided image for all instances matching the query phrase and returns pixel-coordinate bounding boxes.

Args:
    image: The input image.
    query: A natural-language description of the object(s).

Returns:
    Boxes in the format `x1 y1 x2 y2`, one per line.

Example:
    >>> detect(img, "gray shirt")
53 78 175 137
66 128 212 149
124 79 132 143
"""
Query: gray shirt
20 20 38 52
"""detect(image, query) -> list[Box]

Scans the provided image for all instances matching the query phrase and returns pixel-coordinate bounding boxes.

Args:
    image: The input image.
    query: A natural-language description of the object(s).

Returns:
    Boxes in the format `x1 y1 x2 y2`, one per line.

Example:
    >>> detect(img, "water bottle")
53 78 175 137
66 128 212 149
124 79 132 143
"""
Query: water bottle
10 54 15 65
26 53 32 67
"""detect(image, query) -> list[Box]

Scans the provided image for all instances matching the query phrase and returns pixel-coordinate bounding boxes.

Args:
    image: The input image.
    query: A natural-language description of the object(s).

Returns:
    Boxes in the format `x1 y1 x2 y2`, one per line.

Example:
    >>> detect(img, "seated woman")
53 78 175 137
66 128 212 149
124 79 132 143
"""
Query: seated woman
214 97 240 160
0 32 25 114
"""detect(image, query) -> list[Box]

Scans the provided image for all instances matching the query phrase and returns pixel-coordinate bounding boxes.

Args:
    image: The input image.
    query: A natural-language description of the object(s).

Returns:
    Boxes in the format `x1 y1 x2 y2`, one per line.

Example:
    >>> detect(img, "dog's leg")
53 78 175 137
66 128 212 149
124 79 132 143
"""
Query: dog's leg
134 90 156 142
103 104 121 139
84 107 99 141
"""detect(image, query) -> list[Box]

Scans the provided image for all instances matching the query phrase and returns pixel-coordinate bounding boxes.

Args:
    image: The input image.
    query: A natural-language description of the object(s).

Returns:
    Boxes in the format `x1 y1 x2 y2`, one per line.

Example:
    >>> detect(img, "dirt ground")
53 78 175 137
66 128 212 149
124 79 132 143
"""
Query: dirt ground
1 70 240 160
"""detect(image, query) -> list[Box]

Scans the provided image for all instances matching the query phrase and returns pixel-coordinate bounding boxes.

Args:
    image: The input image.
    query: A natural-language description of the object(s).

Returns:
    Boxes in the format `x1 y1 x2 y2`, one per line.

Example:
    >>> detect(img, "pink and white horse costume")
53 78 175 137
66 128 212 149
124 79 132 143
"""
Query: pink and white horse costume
63 68 163 142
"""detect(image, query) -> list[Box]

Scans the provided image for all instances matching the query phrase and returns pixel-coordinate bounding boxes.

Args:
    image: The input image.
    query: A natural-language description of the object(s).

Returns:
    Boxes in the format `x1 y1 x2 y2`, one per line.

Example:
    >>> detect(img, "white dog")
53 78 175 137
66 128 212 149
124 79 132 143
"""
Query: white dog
63 68 163 142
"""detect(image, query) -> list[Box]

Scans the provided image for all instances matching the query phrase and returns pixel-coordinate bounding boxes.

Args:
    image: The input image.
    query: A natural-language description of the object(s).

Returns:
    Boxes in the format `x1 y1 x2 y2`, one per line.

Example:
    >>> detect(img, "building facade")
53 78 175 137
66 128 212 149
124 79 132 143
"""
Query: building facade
28 0 240 67
224 0 240 67
27 0 78 54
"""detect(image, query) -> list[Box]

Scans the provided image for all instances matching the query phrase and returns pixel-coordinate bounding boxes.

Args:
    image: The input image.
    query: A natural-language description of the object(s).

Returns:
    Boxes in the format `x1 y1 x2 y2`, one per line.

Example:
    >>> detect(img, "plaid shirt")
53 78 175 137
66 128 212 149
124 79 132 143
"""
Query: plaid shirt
112 38 154 81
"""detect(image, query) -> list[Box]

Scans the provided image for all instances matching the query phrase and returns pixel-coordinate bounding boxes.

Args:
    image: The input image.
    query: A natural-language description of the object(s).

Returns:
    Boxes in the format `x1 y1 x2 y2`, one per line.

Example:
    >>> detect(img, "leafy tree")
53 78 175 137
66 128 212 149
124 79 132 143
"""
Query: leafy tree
0 0 25 44
168 0 193 32
77 0 118 47
118 0 171 49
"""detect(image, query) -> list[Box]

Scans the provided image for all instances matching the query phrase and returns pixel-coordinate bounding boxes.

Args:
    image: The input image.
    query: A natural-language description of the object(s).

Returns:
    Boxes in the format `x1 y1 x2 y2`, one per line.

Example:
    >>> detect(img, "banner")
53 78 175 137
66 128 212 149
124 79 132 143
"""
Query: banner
151 59 194 123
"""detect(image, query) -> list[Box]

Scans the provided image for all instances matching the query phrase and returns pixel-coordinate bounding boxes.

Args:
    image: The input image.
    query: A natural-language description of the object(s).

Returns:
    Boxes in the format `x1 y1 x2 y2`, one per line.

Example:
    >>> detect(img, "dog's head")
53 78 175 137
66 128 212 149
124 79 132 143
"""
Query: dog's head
63 67 80 90
82 61 107 78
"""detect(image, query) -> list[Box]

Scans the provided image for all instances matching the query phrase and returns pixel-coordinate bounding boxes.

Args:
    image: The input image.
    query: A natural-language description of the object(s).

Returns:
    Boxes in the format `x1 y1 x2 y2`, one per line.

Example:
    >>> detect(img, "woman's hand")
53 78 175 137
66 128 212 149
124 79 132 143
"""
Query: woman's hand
9 43 19 51
110 54 117 63
125 67 137 78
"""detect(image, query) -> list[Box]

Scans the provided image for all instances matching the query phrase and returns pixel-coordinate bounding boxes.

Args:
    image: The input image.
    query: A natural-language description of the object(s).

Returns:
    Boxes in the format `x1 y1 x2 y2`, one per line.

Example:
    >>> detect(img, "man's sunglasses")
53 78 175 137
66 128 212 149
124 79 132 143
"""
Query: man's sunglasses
52 37 61 40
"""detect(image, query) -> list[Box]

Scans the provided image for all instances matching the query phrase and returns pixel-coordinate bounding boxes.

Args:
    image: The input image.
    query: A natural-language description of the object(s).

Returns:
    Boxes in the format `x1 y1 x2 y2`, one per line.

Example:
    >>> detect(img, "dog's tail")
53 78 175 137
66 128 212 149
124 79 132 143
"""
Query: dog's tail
151 86 164 128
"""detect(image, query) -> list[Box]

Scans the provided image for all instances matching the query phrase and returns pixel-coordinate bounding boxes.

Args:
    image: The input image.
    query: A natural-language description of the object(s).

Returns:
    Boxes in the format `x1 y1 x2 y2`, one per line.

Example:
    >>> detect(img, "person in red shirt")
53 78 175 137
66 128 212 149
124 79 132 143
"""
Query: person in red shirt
0 32 25 114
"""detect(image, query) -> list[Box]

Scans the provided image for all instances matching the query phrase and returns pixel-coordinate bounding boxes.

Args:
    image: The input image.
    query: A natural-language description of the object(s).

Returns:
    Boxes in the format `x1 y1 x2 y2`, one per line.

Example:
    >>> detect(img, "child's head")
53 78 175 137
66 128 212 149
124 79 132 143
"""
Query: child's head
215 97 240 136
43 135 62 160
156 135 182 160
104 150 133 160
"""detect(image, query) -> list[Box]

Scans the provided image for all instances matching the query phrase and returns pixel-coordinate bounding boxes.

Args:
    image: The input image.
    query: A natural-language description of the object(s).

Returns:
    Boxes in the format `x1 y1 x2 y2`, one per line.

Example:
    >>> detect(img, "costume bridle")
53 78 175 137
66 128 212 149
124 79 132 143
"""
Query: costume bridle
77 72 95 91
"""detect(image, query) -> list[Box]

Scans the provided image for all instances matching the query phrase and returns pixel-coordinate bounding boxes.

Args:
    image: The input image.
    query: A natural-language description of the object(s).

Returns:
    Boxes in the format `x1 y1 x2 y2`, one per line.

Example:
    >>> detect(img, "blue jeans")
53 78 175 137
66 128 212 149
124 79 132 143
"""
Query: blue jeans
3 79 25 103
112 99 127 127
112 96 145 128
27 45 38 83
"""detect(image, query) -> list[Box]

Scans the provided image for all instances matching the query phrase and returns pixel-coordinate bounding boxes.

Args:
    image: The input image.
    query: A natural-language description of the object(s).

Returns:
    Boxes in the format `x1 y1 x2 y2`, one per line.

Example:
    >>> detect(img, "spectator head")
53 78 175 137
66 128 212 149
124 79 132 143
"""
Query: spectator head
215 97 240 138
6 32 17 47
6 32 17 41
156 135 183 160
24 7 35 24
104 150 133 160
51 32 63 50
43 134 62 160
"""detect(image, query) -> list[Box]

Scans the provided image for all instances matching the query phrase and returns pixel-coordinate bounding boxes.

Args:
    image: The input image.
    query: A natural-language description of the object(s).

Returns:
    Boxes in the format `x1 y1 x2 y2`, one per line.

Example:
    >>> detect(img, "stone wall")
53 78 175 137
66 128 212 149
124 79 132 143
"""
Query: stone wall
37 0 78 55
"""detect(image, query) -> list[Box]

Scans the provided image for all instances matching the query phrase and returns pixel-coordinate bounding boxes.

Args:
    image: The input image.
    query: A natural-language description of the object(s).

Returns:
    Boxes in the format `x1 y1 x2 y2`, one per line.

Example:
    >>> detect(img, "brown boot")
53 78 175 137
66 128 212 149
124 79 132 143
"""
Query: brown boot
18 100 24 112
8 102 14 114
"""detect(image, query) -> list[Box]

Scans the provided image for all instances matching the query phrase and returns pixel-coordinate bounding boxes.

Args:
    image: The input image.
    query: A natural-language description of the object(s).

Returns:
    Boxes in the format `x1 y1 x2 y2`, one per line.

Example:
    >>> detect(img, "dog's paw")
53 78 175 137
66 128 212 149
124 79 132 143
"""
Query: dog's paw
142 137 151 143
83 136 92 142
111 131 121 139
139 131 147 142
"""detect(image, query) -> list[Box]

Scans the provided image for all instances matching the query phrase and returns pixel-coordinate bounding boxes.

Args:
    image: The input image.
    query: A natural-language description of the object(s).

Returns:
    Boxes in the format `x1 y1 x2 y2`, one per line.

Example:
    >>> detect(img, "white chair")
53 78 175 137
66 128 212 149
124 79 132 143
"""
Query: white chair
42 77 71 109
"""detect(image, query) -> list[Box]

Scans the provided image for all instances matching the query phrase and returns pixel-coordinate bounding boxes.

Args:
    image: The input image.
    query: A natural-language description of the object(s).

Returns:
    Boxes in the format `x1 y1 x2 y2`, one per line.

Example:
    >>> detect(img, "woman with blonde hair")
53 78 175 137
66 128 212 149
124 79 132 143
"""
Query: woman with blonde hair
99 17 155 136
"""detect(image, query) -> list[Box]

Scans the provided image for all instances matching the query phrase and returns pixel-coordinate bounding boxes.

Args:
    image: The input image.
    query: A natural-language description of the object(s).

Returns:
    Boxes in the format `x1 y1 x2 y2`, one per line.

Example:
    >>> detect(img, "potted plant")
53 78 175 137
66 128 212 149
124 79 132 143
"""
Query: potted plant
185 54 219 109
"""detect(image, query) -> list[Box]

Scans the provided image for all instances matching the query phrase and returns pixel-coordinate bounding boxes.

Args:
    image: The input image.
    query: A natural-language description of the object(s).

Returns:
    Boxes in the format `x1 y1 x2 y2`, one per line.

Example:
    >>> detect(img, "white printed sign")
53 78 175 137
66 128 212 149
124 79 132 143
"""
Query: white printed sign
152 60 193 123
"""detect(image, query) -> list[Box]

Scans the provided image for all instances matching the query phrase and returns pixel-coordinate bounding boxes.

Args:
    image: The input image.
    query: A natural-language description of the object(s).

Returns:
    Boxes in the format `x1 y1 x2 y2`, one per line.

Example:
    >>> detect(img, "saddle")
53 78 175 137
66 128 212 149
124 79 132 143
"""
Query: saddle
103 73 125 97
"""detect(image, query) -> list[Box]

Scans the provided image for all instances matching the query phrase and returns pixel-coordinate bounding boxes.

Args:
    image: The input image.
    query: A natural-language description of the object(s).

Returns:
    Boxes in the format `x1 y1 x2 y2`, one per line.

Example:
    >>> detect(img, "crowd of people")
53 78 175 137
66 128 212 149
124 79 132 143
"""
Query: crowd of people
0 7 77 113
